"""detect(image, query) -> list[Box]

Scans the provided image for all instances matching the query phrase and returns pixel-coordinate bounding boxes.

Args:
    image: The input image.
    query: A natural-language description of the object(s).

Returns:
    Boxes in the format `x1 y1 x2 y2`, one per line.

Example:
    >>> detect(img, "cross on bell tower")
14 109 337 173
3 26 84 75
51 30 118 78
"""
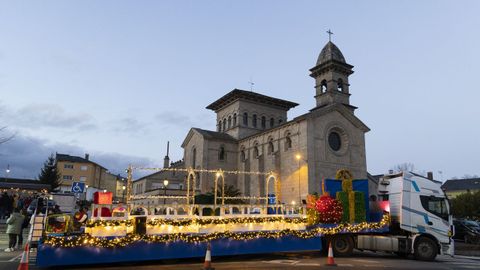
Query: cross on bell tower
327 29 333 42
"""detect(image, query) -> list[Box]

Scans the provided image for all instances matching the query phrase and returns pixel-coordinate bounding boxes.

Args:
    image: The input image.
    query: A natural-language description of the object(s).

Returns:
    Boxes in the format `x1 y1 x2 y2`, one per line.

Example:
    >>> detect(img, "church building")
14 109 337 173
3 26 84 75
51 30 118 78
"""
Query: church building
181 41 370 204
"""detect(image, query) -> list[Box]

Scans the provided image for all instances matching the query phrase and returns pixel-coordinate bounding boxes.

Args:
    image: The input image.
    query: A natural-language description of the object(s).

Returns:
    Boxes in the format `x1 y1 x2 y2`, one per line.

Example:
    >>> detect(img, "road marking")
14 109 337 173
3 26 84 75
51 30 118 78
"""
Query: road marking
352 259 381 263
337 264 354 267
8 254 22 262
453 255 480 261
295 263 321 266
262 259 298 265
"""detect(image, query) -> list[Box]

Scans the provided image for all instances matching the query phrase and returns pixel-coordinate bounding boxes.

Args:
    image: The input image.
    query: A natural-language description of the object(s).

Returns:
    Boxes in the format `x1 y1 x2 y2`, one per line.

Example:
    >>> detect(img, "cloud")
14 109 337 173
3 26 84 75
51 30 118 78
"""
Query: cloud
109 117 149 135
155 111 211 128
14 103 96 130
0 102 97 133
0 134 155 180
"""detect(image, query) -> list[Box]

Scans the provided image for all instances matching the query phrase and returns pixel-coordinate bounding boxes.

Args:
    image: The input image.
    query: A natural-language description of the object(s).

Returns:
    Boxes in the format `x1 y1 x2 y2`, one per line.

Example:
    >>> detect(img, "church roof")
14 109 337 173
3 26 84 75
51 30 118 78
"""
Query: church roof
206 89 298 111
56 153 107 169
316 41 346 65
192 128 237 142
442 178 480 192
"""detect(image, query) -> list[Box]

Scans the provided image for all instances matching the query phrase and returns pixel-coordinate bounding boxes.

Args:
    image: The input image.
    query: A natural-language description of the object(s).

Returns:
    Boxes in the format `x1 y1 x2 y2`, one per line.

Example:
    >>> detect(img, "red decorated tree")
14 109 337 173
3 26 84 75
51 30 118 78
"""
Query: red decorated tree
315 195 343 224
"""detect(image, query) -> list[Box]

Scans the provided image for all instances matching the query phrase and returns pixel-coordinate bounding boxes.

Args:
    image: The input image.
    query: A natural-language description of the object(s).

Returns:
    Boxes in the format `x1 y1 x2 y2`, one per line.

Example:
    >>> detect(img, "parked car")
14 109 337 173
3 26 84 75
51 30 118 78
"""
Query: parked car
453 219 480 244
27 198 57 215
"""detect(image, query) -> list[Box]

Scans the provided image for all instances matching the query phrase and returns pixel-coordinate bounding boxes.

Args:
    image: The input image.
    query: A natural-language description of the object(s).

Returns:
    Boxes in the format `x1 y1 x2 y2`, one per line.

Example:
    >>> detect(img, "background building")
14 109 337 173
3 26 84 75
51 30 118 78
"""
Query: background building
181 41 371 204
442 178 480 199
56 153 118 195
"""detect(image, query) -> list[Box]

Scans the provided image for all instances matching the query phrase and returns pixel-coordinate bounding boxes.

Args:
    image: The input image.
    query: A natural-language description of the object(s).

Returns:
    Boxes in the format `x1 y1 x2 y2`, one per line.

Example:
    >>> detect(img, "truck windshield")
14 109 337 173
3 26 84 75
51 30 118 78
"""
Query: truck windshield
420 195 449 221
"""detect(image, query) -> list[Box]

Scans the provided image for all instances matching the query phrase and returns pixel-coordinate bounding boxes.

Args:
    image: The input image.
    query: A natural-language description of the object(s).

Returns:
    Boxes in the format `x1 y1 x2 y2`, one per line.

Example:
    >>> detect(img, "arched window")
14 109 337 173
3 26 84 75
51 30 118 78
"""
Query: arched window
270 118 274 128
228 116 232 129
261 116 266 129
233 113 237 126
253 144 259 158
337 79 344 92
285 134 292 150
268 139 274 154
240 149 246 162
243 112 248 126
218 121 222 132
219 146 225 160
253 114 257 128
321 79 327 93
223 119 226 132
192 147 197 168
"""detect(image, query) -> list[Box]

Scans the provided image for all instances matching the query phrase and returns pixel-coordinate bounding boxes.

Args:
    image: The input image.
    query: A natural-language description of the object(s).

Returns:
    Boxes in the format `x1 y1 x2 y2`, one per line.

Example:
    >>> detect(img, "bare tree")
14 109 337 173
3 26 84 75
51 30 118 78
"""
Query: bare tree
391 162 416 172
0 126 15 144
391 162 427 176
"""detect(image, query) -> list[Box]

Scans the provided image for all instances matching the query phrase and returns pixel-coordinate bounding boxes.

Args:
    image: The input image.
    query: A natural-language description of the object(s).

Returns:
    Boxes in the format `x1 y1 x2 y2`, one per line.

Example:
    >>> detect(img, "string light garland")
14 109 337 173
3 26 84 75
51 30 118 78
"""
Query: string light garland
44 214 390 248
132 166 274 176
86 219 134 228
147 216 307 227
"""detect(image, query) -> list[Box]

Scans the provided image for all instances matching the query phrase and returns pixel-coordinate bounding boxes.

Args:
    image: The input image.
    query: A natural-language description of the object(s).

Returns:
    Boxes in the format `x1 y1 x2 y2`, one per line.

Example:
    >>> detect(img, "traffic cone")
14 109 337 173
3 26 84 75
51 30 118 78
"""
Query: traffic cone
201 242 214 270
325 242 337 266
17 243 29 270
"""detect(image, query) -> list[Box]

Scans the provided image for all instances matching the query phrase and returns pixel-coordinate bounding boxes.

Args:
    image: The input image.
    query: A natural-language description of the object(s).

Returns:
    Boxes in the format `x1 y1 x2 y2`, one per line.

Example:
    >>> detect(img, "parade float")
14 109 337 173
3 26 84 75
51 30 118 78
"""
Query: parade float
35 167 390 267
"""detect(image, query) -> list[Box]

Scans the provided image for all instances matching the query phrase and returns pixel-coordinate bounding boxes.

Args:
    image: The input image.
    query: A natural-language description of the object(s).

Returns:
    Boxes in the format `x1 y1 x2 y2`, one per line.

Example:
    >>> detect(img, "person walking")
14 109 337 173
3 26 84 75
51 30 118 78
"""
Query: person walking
4 208 25 252
0 192 8 219
17 209 29 248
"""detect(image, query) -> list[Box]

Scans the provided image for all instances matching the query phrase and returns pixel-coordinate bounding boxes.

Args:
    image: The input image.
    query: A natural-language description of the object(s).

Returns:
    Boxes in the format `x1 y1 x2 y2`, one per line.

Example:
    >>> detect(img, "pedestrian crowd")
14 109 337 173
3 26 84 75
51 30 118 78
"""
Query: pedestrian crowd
0 192 35 219
0 191 37 252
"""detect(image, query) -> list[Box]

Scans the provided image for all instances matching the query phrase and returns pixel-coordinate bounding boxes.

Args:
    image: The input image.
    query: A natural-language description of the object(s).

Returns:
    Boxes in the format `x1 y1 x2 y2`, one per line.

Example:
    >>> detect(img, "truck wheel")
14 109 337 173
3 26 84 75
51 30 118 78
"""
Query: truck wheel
414 237 437 261
331 235 354 257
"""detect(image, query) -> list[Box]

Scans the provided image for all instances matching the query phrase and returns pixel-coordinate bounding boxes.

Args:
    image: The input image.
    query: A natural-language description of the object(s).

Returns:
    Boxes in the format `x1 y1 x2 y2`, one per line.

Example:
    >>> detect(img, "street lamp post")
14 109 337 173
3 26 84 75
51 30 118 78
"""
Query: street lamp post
5 164 10 183
163 179 169 205
122 185 126 203
84 184 89 201
295 154 302 206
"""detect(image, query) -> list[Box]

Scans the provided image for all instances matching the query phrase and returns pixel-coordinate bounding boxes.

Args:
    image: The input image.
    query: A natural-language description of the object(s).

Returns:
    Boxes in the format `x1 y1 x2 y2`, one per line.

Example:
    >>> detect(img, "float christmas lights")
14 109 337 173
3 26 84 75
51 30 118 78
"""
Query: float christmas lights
86 219 134 228
147 216 307 227
43 214 390 248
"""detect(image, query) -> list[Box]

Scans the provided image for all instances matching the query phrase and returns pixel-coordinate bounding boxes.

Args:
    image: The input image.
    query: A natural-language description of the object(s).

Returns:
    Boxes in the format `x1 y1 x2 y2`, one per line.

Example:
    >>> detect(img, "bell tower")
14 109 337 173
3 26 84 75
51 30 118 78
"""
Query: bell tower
309 40 355 110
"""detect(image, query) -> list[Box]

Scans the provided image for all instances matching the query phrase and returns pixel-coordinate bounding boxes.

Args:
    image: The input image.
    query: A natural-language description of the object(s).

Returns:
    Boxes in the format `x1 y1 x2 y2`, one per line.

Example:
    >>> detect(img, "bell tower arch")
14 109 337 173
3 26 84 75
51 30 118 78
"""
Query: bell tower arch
310 41 355 111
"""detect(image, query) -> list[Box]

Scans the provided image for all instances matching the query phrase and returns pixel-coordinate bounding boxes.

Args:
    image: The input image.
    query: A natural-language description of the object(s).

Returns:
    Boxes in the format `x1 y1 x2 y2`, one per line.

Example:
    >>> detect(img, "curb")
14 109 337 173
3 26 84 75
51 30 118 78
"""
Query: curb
454 255 480 261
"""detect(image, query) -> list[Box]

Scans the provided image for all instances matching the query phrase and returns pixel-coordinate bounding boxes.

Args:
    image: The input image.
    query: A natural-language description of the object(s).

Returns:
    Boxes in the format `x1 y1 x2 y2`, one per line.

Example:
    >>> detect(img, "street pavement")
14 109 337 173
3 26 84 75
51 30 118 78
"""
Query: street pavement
1 221 479 270
2 250 478 270
0 221 30 270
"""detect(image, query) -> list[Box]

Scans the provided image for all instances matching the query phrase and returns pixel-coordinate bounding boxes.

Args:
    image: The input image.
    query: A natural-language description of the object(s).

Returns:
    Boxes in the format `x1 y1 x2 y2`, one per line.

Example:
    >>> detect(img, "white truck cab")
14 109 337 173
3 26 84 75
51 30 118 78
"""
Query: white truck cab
373 171 454 260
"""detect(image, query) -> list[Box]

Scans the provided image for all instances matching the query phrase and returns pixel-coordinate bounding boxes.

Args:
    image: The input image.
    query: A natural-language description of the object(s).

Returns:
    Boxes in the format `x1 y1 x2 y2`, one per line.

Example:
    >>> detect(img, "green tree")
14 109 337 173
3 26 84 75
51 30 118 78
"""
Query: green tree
211 184 243 204
38 153 62 192
450 190 480 219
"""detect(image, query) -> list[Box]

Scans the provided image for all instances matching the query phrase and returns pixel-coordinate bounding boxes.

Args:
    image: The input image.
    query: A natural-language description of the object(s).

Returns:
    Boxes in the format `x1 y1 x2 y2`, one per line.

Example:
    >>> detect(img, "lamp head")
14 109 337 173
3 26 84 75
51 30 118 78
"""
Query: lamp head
163 179 169 187
295 154 301 160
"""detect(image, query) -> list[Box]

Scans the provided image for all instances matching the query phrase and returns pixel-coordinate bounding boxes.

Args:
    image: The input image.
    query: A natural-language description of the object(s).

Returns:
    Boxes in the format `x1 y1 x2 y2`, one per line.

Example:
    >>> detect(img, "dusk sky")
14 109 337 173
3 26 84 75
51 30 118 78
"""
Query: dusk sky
1 1 479 181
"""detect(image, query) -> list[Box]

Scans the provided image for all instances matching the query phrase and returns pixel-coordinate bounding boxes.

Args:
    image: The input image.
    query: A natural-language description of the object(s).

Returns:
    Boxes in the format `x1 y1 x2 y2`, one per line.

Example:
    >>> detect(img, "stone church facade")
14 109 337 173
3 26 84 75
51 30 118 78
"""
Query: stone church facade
181 41 370 204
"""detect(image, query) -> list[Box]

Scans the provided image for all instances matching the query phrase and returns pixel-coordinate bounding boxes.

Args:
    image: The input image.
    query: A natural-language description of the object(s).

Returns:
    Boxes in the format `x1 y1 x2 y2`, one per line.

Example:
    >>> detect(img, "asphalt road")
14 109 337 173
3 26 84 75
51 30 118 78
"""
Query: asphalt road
1 250 479 270
1 223 479 270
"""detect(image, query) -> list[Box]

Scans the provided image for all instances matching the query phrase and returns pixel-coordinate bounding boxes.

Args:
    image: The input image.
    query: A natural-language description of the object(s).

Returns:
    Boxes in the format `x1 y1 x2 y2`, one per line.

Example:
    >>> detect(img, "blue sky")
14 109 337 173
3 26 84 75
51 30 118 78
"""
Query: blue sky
0 1 479 180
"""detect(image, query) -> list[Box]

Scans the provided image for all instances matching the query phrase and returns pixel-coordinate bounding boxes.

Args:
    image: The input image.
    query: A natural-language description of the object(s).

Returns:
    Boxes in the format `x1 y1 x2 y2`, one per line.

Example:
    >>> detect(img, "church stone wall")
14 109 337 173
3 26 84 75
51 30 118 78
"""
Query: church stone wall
216 100 289 139
306 109 367 194
237 119 309 204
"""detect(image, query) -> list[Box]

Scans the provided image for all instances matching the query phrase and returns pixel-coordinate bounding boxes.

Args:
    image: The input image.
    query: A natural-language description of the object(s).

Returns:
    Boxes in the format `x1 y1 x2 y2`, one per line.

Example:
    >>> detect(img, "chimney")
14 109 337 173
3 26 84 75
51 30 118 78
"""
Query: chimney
85 153 89 160
163 141 170 168
427 171 433 180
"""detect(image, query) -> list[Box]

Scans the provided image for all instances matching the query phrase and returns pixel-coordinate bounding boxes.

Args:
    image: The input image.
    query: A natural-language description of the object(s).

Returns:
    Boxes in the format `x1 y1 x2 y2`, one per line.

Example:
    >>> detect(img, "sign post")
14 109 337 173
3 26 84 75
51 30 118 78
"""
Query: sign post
71 182 86 194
